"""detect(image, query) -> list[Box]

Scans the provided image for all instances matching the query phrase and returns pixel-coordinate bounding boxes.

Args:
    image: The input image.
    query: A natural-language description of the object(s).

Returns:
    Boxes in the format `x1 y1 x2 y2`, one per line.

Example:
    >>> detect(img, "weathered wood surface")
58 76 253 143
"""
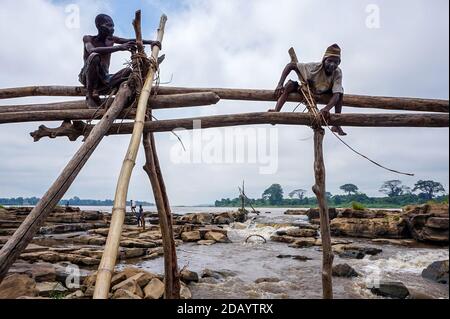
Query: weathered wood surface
0 83 133 283
0 92 220 114
312 128 334 299
143 132 180 299
29 112 450 142
94 12 167 299
1 85 447 113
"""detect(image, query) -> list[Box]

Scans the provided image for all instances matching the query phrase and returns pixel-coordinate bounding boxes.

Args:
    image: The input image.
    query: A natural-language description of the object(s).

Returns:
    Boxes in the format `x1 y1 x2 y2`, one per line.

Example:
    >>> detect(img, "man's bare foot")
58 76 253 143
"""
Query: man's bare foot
331 126 347 136
86 96 100 109
268 109 278 113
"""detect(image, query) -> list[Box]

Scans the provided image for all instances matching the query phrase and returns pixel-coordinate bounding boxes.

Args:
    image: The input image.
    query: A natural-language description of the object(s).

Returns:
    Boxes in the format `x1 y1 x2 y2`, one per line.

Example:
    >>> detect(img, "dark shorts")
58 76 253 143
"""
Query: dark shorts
78 53 111 89
288 80 333 96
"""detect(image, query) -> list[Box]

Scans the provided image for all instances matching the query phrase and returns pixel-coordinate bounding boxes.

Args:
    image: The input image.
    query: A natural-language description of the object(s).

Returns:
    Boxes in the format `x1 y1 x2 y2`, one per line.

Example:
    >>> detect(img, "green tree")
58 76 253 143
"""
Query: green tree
379 180 410 197
288 189 307 200
413 180 446 200
339 184 359 196
262 184 284 205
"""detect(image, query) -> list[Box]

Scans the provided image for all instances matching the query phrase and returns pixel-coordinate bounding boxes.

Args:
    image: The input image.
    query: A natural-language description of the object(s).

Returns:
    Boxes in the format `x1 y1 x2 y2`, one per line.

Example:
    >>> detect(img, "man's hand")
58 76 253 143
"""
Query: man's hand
320 108 331 123
120 41 137 51
150 41 162 50
274 84 284 99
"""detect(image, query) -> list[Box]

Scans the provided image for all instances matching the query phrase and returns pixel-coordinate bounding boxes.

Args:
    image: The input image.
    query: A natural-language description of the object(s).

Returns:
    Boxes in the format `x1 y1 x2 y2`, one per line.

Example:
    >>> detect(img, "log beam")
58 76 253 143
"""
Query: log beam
29 112 450 142
1 85 448 113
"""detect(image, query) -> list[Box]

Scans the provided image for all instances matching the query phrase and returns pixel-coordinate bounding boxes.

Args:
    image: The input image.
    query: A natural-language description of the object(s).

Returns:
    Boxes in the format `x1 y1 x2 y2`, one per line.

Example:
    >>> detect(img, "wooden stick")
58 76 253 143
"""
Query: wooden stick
143 132 180 298
0 83 133 282
29 112 450 142
312 128 334 299
93 12 167 299
0 93 220 114
1 85 447 113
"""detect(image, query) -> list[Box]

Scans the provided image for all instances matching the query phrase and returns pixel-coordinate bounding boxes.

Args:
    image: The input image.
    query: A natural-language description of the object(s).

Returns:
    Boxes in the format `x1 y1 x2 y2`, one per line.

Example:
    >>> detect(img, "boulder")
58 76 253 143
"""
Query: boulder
180 283 192 299
307 208 338 220
64 290 85 299
255 278 281 284
288 238 317 248
270 235 297 244
370 281 410 299
36 281 68 297
204 231 231 243
197 240 216 246
284 210 307 216
0 274 39 299
277 228 317 238
181 269 199 284
111 277 144 298
332 264 359 277
8 262 56 283
112 289 142 299
422 260 449 285
181 231 201 242
330 214 409 239
403 204 449 244
143 278 164 299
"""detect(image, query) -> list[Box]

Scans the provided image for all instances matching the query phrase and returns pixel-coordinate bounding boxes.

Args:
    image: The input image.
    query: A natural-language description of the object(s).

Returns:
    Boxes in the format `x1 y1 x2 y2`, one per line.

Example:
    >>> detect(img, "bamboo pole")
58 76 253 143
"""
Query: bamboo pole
1 85 447 113
93 12 167 299
29 112 450 142
142 132 180 298
0 92 220 114
312 128 334 299
0 83 133 282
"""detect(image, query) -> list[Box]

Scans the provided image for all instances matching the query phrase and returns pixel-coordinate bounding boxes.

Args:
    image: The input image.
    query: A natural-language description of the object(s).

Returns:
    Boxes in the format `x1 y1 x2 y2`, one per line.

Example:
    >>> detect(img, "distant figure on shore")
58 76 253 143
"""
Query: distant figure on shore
65 201 70 209
79 14 161 108
138 205 145 230
269 44 347 136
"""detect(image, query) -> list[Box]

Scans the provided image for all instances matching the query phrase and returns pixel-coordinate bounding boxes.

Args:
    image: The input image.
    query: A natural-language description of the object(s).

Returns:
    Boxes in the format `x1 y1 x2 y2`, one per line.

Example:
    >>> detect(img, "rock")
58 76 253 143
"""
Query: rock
201 269 237 280
64 290 85 299
338 209 389 219
404 204 449 244
179 213 213 225
284 210 307 216
332 264 359 277
334 245 382 259
370 281 410 299
0 274 39 299
181 231 201 242
371 238 416 246
181 269 199 284
120 239 157 249
204 231 231 243
233 222 248 229
8 262 56 283
276 255 311 261
120 248 147 259
144 278 165 299
111 277 144 298
180 283 192 299
288 238 317 248
36 281 68 297
330 214 409 239
307 208 338 220
270 235 297 244
284 228 317 238
197 240 216 246
112 289 142 299
255 278 281 284
422 260 449 284
145 247 164 260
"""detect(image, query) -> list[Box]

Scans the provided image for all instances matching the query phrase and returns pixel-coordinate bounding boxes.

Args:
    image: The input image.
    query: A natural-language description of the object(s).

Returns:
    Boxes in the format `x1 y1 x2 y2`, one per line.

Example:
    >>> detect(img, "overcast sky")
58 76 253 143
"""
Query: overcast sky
0 0 448 205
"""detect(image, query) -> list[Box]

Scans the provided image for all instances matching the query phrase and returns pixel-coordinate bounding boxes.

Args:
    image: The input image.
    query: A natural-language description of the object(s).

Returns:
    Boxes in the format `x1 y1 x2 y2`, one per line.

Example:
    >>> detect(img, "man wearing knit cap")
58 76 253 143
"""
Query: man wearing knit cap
270 44 347 136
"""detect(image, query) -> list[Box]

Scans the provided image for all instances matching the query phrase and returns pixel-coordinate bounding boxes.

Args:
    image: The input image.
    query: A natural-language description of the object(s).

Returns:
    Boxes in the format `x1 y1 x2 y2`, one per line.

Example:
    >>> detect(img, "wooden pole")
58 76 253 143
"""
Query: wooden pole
29 112 450 142
93 12 167 299
142 132 180 298
312 127 334 299
1 85 447 113
0 92 220 114
0 83 133 282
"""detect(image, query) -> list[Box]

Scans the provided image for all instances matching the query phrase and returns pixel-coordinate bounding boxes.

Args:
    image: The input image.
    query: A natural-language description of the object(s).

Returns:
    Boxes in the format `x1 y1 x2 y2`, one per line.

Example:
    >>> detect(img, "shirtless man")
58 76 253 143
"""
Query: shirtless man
270 44 347 136
79 14 161 108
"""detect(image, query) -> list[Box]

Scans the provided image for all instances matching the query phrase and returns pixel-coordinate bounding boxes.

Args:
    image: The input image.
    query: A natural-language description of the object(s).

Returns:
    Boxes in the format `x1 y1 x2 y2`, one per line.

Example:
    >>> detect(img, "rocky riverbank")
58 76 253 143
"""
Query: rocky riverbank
0 204 447 299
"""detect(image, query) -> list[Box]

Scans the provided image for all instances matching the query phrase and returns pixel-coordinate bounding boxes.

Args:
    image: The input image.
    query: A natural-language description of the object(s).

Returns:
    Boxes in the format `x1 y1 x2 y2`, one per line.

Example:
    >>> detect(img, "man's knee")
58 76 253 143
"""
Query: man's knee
285 80 299 93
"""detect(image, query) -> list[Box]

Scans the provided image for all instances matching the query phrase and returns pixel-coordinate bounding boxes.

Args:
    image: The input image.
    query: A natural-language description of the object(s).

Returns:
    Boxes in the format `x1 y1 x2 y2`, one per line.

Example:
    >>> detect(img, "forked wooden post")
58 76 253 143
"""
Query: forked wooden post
143 132 181 298
93 12 167 299
312 128 334 299
0 83 133 282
